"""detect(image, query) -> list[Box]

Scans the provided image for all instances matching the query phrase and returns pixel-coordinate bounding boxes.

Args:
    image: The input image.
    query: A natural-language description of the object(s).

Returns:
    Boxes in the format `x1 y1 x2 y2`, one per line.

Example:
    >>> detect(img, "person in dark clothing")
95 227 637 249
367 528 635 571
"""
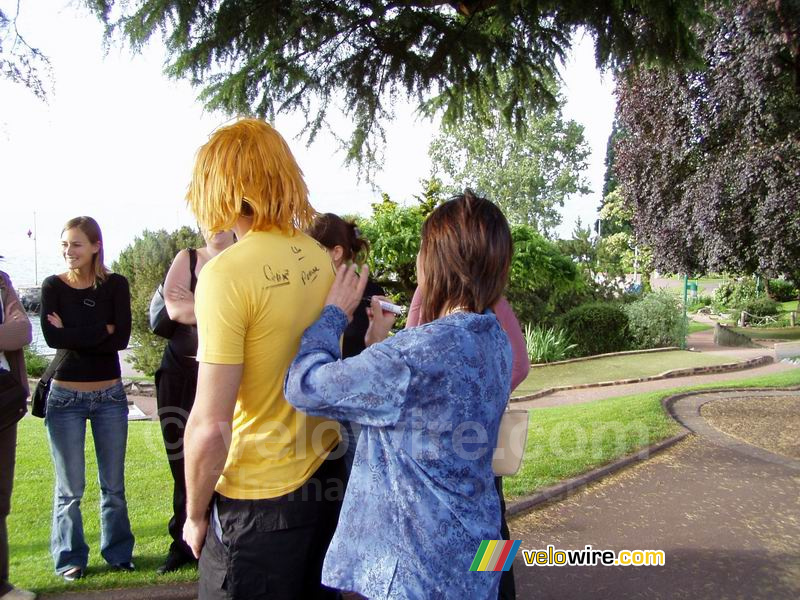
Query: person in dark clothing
155 230 235 574
40 216 134 582
0 269 35 600
307 213 384 475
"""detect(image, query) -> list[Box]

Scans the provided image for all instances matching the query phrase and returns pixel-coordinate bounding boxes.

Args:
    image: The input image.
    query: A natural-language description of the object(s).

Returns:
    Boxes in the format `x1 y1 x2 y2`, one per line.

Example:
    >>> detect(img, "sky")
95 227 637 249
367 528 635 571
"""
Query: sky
0 0 616 286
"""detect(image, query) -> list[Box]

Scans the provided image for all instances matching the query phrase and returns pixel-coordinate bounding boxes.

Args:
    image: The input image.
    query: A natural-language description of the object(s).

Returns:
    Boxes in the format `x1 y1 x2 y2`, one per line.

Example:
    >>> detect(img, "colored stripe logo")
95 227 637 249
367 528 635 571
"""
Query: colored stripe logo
470 540 521 571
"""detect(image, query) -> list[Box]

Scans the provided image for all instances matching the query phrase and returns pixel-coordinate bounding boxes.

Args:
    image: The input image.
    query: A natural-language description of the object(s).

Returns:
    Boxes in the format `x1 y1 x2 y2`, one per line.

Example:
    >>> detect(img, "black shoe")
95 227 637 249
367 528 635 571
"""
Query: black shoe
62 566 84 581
111 562 136 572
156 552 196 575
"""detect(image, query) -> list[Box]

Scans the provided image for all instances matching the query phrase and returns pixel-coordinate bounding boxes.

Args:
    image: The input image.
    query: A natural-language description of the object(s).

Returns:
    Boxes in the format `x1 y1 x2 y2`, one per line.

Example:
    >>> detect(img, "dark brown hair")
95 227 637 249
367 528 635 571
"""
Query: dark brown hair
419 190 512 323
306 213 370 263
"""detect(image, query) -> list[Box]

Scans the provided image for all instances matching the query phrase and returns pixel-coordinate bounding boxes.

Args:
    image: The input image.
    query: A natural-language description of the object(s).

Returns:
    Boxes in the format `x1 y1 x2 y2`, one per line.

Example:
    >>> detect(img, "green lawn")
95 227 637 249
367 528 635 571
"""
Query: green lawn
8 419 196 595
730 326 800 340
10 368 800 593
688 321 713 334
504 368 800 499
513 350 735 397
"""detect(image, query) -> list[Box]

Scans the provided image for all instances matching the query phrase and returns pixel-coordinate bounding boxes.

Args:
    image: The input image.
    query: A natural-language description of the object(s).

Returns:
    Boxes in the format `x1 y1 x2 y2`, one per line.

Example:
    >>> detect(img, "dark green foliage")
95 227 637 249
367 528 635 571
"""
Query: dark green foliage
506 224 586 327
768 279 798 302
356 195 429 305
88 0 706 171
615 1 800 285
23 345 47 378
355 183 586 327
713 278 758 309
741 297 780 318
112 227 204 376
557 302 629 357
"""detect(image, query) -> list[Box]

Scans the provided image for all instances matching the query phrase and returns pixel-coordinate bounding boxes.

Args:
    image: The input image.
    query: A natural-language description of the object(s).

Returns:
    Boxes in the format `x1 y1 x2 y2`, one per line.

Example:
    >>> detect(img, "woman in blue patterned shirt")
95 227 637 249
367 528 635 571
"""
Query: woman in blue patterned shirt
285 191 513 599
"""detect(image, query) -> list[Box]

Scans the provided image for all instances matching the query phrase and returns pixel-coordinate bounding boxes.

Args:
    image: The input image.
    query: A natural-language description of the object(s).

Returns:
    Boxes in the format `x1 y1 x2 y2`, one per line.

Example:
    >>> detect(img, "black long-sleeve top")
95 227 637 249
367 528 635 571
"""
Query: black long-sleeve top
40 273 131 381
342 279 385 358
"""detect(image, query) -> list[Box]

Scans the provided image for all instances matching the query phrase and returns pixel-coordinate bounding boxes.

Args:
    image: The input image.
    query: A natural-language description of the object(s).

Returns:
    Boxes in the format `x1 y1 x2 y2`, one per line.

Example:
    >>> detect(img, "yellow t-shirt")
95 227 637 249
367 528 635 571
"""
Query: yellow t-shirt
195 229 339 499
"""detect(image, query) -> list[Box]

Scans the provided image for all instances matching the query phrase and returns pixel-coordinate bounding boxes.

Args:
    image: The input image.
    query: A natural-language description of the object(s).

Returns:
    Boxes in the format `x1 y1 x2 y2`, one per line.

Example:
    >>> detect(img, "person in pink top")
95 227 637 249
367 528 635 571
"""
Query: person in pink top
406 286 529 600
407 288 529 389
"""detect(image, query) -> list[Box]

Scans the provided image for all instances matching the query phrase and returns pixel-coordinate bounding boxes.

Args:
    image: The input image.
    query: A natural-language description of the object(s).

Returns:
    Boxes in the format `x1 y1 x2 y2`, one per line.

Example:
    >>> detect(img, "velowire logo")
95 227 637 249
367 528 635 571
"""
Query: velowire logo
469 540 522 572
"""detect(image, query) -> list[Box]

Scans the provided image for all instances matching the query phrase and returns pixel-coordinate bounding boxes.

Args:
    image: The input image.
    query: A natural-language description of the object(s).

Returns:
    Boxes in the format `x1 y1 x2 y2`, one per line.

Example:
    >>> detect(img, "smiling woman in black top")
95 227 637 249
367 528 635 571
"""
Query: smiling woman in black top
39 216 135 582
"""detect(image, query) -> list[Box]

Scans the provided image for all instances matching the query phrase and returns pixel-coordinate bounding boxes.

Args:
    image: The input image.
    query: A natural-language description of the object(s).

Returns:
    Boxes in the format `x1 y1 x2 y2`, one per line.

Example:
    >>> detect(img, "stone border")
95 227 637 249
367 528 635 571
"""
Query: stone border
665 387 800 472
506 384 800 517
510 355 773 403
528 346 680 369
506 431 689 518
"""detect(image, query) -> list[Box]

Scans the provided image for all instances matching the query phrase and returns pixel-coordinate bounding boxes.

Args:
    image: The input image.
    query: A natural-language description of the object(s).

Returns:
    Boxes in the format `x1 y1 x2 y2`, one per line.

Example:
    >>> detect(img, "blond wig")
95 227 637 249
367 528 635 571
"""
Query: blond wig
62 216 110 286
187 118 314 233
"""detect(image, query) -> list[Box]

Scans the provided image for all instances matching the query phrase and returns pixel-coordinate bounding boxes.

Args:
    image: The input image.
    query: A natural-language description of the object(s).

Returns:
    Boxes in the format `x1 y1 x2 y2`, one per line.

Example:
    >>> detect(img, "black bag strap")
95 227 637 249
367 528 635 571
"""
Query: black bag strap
40 349 68 387
188 248 198 293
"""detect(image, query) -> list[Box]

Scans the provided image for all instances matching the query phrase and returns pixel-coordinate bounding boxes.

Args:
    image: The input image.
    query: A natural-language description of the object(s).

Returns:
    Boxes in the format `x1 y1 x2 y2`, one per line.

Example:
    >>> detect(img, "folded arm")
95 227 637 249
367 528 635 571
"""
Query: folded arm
40 279 108 349
164 249 197 325
88 276 132 353
0 275 32 351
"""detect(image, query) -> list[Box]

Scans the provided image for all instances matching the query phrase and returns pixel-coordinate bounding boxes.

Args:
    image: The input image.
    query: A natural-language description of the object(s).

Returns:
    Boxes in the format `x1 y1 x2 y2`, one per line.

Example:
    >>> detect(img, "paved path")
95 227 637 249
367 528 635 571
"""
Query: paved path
509 390 800 599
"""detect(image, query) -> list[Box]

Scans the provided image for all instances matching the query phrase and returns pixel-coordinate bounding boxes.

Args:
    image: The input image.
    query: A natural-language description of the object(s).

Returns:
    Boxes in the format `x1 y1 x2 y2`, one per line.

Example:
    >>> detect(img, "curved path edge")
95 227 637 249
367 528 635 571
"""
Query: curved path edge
507 384 800 518
510 355 773 403
665 386 800 472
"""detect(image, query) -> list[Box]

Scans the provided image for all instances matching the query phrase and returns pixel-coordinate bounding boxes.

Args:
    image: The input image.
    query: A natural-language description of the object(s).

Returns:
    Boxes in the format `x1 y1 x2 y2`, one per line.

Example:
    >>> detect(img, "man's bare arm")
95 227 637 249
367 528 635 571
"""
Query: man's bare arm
183 362 243 557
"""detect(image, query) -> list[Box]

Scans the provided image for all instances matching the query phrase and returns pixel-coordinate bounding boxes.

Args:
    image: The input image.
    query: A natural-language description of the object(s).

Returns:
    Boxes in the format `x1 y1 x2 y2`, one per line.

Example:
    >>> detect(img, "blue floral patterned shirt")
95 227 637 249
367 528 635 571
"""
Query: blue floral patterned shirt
285 305 512 599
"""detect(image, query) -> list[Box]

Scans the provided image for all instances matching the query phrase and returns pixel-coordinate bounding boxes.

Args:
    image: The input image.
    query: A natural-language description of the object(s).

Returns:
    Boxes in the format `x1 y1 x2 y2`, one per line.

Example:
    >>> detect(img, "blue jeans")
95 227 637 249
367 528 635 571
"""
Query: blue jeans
45 382 134 573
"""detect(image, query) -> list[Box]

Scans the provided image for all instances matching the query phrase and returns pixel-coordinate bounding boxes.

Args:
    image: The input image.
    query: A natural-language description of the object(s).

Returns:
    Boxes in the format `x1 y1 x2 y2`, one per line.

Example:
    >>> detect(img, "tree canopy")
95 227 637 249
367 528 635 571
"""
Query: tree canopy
615 0 800 282
0 4 50 99
113 226 205 375
428 85 590 232
86 0 707 170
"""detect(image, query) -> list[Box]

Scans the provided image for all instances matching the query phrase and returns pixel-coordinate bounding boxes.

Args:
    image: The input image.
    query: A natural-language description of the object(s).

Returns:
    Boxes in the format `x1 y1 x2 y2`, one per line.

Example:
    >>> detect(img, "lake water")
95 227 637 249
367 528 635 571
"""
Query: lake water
1 249 61 354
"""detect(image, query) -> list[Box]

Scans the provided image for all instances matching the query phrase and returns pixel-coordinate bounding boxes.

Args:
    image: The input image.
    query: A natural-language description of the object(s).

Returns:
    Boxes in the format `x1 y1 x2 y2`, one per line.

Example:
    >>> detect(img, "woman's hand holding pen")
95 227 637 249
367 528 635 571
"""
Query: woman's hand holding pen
365 296 396 347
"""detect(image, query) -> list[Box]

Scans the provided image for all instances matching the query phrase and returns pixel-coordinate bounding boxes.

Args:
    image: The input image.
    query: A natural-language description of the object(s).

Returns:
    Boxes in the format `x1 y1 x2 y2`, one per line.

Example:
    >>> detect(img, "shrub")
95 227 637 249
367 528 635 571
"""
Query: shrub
687 294 713 312
768 279 798 302
23 345 48 378
112 227 205 376
623 291 685 350
506 225 586 326
557 302 629 357
523 324 576 364
741 297 780 318
713 278 758 308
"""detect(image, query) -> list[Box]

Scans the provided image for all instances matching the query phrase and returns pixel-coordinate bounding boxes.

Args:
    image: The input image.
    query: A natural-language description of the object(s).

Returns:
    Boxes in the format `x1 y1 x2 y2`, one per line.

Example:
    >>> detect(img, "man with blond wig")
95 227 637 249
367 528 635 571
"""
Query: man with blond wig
182 119 342 599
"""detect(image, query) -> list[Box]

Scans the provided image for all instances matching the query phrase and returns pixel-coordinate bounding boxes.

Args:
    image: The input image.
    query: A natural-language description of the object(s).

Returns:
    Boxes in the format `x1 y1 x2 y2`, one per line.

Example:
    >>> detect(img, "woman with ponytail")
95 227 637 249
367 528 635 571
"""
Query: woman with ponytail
307 213 385 475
